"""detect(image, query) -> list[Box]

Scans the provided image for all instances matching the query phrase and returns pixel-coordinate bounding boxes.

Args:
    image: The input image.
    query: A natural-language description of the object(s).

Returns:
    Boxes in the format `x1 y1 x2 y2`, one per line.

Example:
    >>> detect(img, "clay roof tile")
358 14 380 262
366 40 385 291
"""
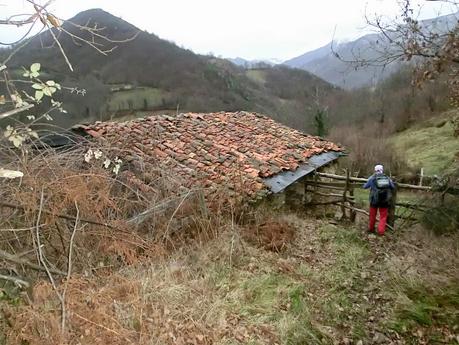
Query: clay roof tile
82 111 343 197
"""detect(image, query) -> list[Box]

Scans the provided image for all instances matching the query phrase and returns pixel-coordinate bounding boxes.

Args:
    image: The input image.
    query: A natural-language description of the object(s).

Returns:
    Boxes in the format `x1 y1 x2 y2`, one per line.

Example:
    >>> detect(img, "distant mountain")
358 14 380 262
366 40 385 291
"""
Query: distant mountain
284 42 333 69
228 57 251 67
284 36 401 89
284 12 459 89
1 9 341 132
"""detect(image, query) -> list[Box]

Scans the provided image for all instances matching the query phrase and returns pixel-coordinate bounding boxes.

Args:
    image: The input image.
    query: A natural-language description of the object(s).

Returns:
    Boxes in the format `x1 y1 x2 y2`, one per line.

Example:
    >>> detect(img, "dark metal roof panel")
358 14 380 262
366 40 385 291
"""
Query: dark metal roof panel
263 151 342 193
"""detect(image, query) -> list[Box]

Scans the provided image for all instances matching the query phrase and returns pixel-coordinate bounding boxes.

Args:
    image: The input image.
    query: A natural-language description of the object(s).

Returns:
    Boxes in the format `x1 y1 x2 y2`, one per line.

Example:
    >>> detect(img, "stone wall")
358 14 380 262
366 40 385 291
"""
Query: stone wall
262 160 340 212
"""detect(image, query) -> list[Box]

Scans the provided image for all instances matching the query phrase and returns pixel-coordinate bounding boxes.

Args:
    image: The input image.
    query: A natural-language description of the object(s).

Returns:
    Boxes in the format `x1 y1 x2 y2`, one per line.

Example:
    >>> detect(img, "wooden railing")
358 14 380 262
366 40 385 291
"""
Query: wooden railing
315 172 431 191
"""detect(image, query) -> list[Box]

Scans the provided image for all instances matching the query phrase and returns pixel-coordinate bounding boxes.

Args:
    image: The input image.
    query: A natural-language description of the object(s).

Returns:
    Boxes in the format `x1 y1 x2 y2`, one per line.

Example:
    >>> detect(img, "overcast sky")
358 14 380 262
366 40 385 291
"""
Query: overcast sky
1 0 457 61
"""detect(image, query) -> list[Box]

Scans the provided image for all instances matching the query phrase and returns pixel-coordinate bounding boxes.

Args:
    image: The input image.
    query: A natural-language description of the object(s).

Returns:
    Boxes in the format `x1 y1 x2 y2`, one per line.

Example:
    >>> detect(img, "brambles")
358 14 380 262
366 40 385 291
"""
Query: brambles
0 137 228 289
421 196 459 235
242 220 295 252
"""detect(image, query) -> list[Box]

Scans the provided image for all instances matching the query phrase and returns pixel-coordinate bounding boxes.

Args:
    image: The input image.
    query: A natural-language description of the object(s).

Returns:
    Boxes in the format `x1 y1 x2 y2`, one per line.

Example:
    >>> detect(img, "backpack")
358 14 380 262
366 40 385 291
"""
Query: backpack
371 174 392 207
375 174 391 189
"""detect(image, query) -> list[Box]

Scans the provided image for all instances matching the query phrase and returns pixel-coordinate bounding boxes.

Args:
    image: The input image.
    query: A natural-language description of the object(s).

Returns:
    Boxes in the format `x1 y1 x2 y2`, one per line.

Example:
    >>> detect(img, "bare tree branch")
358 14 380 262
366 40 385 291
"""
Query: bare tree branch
0 201 117 229
61 201 84 333
0 248 65 275
0 274 30 288
0 104 34 120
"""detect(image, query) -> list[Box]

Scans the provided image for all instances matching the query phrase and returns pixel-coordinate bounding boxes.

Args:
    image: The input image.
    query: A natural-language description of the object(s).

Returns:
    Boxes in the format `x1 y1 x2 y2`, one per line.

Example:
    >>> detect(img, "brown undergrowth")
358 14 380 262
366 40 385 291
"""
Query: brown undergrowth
242 221 295 252
0 139 233 274
2 209 458 344
0 133 280 344
0 138 242 344
3 230 283 345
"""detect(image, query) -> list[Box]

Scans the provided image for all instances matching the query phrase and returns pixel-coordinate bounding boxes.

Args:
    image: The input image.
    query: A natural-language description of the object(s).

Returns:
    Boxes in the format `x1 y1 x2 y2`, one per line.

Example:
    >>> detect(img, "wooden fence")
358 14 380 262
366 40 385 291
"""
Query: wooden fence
305 171 432 229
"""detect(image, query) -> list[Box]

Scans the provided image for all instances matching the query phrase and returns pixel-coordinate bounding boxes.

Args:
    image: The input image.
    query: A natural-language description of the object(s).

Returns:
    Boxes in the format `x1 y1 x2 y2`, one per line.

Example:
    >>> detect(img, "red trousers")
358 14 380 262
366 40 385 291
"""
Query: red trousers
369 207 388 235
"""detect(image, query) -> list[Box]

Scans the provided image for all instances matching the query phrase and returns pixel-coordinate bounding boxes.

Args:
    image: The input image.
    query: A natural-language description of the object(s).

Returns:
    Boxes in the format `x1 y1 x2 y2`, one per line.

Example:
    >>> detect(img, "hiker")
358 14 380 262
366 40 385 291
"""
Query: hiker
363 164 395 236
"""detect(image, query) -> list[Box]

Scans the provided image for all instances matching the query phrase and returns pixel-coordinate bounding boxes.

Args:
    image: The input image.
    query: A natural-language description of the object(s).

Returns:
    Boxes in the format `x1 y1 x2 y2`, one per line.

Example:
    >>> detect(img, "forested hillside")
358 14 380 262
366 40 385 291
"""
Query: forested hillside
0 8 455 176
0 9 340 132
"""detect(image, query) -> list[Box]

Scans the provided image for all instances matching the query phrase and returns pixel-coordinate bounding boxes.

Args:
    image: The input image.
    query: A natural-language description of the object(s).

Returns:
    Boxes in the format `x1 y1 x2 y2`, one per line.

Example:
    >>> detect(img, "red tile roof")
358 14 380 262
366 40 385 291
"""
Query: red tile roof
80 112 343 197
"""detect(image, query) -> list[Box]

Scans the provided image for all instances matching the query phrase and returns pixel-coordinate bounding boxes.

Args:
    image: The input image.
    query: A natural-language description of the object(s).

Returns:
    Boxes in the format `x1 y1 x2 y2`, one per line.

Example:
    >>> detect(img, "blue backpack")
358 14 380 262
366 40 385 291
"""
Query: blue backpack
371 174 392 206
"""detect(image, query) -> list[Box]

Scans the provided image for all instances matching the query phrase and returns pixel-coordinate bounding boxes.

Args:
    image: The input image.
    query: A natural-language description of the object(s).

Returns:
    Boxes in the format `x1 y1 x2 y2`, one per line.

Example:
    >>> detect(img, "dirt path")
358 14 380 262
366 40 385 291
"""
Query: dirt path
283 214 459 345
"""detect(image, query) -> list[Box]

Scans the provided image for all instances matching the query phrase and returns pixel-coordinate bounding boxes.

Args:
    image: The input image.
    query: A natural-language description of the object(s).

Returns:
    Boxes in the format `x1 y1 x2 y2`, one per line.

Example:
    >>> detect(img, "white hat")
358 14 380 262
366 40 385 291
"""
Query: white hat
374 164 384 173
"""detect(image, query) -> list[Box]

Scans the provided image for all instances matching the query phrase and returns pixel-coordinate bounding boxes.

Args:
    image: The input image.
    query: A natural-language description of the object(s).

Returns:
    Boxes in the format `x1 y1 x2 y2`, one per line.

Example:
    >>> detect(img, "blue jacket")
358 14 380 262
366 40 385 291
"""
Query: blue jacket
363 173 395 207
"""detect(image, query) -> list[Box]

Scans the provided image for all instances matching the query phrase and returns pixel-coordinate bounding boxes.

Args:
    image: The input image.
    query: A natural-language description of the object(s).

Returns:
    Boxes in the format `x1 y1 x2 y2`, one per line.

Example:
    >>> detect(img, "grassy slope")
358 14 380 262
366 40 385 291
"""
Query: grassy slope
391 110 459 175
106 87 166 112
246 70 267 85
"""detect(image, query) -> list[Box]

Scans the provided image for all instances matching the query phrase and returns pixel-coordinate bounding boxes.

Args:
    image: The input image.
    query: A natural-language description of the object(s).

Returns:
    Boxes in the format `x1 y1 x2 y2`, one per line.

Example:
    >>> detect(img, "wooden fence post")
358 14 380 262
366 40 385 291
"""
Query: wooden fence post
349 182 356 222
341 170 349 219
304 178 311 205
419 168 424 186
387 184 397 229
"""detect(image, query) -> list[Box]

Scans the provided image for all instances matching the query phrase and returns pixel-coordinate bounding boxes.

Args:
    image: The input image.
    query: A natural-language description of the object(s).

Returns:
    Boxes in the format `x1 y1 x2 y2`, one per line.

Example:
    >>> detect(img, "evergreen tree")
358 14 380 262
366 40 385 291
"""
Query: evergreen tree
314 108 328 137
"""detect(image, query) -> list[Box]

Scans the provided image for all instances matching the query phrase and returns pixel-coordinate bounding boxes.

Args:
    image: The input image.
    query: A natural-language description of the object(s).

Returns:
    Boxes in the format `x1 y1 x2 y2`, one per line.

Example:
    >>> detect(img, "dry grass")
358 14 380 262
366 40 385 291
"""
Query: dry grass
3 230 281 345
2 210 458 344
241 220 295 252
383 226 459 341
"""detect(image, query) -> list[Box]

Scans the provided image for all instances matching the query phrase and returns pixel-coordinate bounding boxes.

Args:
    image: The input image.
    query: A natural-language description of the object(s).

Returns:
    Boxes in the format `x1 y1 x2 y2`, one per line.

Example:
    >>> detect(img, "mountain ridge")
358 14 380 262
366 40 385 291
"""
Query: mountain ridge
283 11 459 89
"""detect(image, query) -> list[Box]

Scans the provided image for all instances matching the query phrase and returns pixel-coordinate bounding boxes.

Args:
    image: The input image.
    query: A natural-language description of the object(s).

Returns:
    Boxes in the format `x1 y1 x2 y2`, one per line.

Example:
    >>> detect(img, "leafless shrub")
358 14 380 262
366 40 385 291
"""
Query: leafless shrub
329 121 413 177
0 131 239 297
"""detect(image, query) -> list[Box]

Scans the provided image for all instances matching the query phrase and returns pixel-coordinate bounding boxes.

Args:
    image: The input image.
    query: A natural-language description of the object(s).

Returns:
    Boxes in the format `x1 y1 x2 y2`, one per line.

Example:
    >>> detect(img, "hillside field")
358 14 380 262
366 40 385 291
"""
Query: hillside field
106 87 168 113
391 110 459 176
